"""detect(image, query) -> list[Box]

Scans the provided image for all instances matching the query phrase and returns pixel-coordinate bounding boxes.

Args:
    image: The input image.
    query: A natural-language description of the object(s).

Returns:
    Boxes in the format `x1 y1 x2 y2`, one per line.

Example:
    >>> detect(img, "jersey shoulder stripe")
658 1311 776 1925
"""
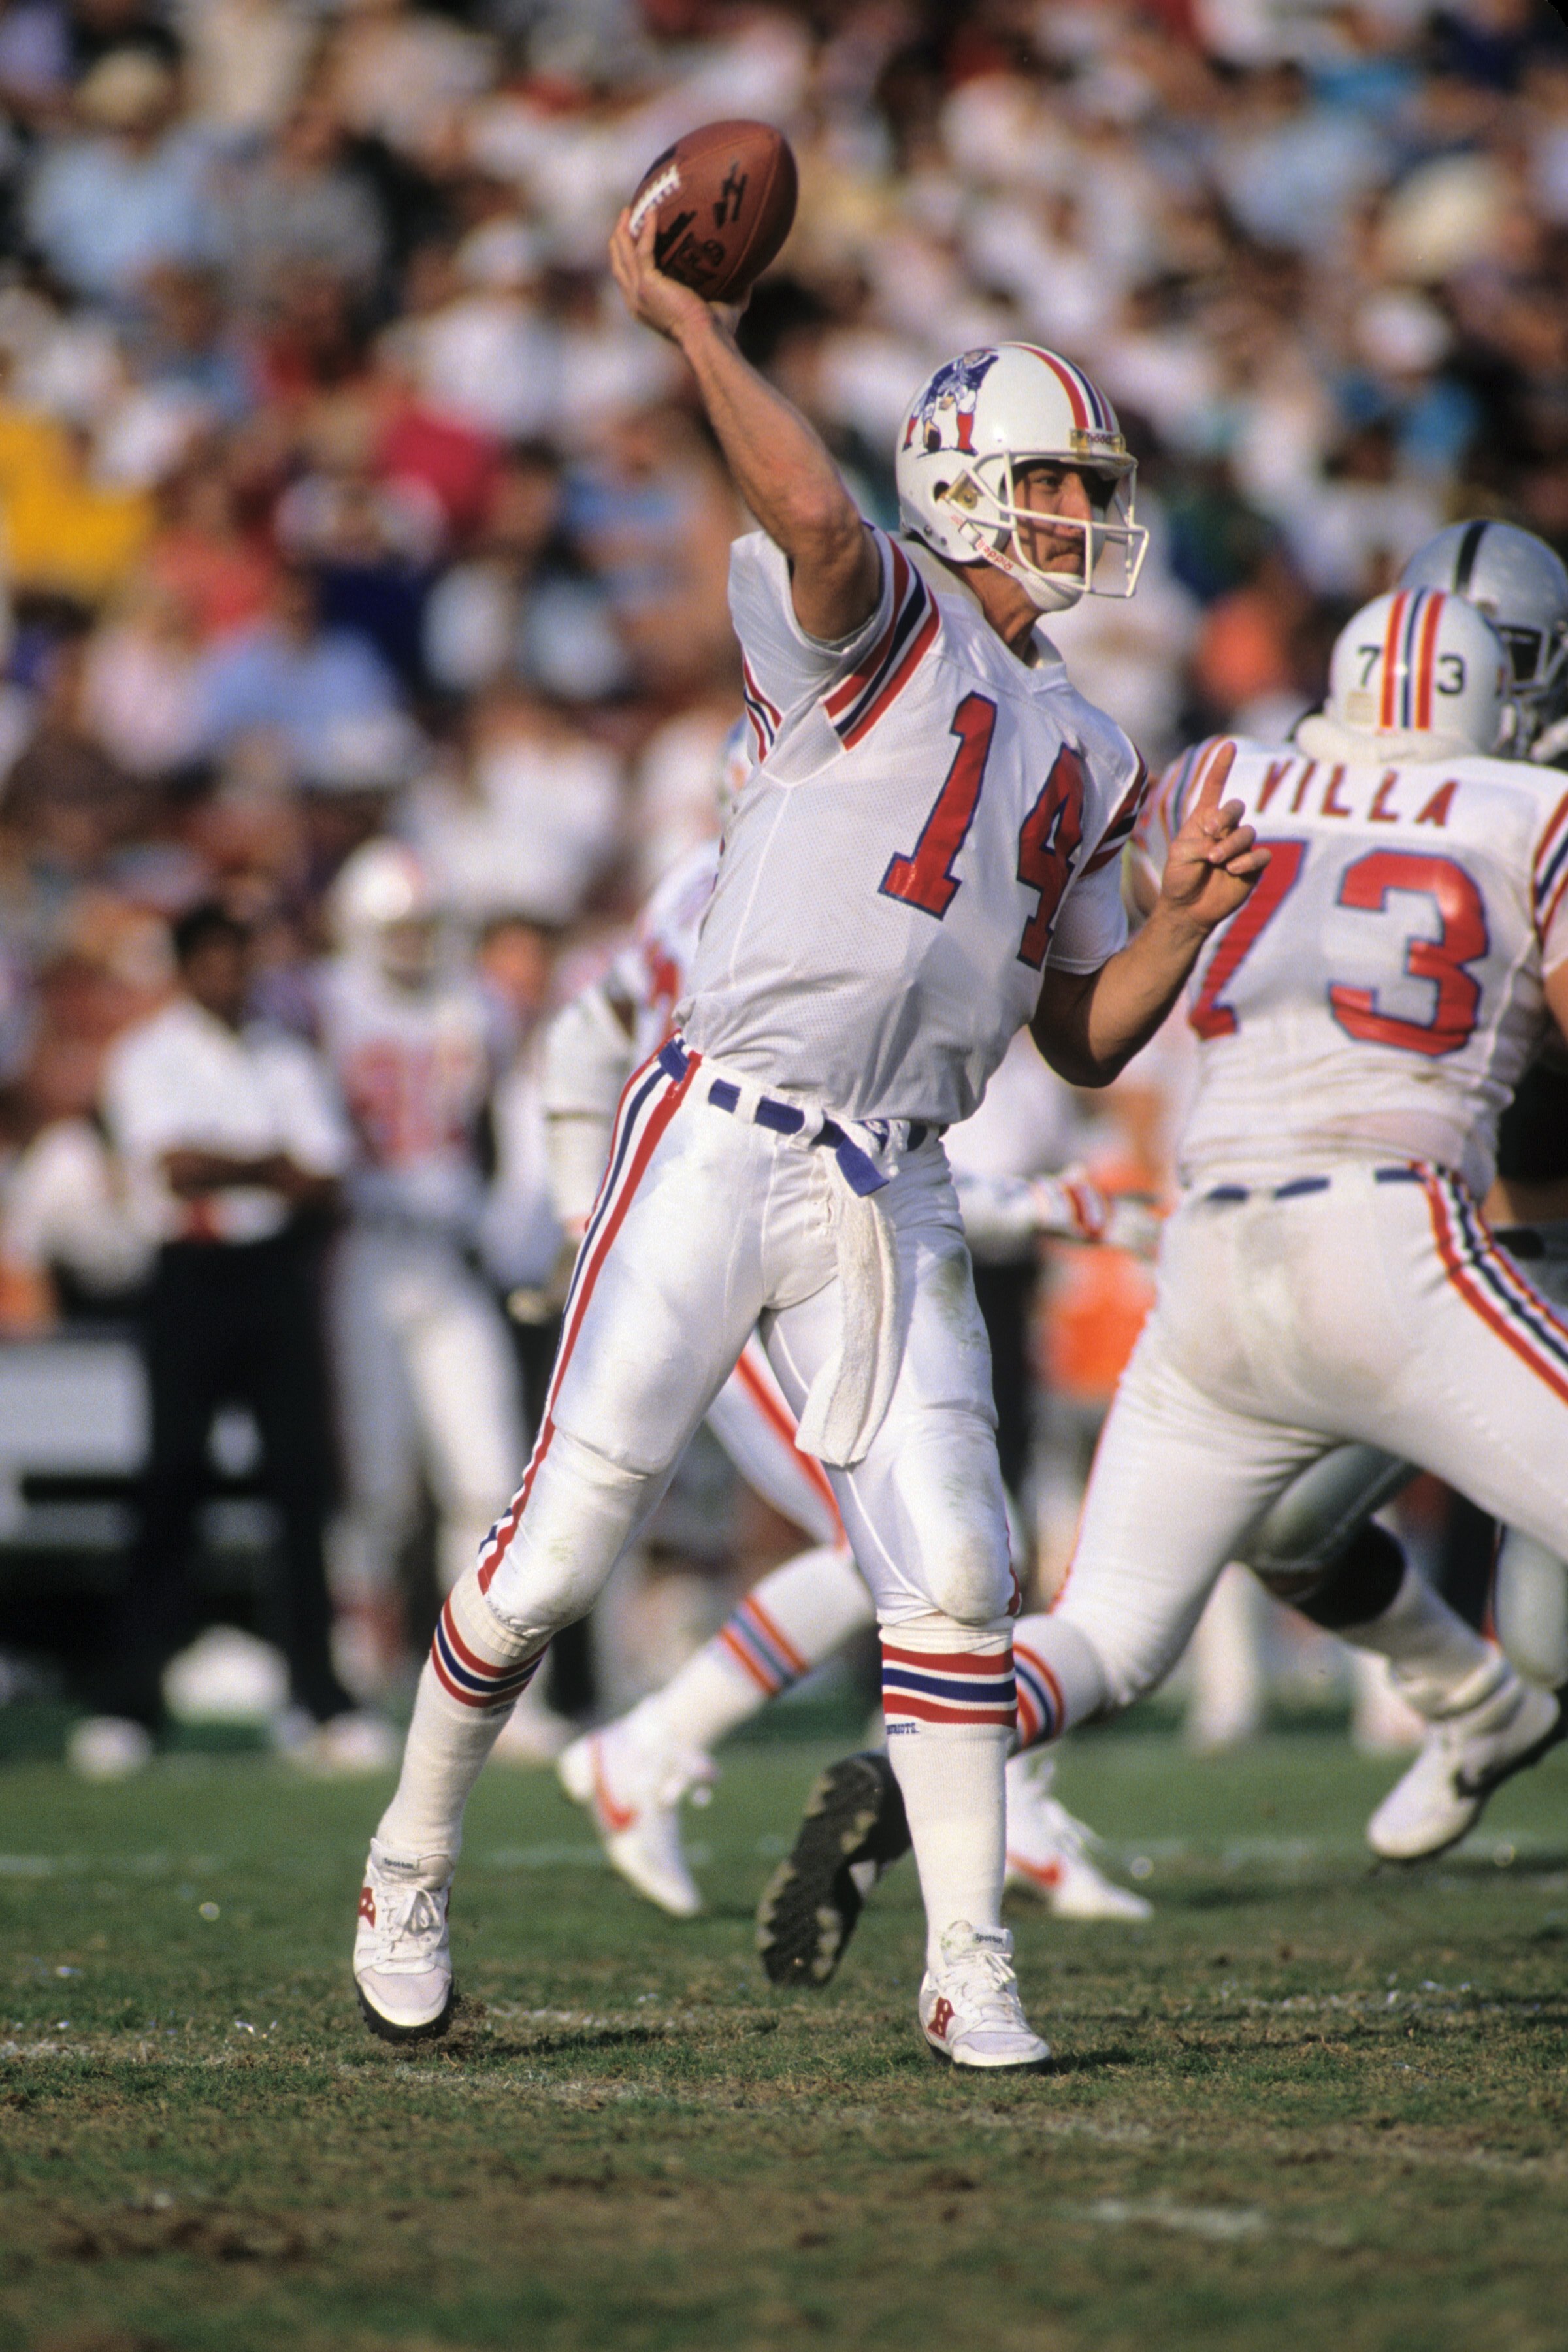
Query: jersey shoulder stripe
1083 754 1149 873
824 540 939 747
742 655 781 757
1531 783 1568 941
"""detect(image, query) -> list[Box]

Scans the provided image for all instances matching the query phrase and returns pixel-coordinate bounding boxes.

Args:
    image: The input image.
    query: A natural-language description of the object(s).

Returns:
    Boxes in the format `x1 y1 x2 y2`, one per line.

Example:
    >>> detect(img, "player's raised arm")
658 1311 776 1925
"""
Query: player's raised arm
1031 741 1267 1086
608 208 879 643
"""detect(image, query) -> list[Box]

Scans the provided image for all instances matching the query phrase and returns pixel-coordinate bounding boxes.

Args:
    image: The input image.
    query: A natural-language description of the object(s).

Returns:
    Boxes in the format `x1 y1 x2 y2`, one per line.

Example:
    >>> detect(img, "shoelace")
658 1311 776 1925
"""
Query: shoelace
377 1885 444 1963
942 1943 1022 2024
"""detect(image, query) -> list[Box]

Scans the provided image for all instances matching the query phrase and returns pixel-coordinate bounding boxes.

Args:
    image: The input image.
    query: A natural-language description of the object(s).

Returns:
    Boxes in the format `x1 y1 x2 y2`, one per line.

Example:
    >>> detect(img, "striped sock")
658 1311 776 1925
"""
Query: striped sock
1007 1613 1109 1756
376 1571 547 1862
881 1626 1013 1970
627 1544 874 1757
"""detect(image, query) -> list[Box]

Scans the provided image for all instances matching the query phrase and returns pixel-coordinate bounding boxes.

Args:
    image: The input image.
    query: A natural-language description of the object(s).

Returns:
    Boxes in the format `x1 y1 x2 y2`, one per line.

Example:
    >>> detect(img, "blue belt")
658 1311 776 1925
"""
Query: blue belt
1204 1166 1422 1205
657 1039 929 1198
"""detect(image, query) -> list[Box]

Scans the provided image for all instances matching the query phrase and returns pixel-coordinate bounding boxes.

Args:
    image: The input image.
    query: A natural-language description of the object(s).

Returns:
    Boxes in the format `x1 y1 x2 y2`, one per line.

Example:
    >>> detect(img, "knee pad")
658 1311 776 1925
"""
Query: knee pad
1245 1448 1409 1579
1266 1520 1407 1632
481 1422 669 1641
917 1531 1015 1629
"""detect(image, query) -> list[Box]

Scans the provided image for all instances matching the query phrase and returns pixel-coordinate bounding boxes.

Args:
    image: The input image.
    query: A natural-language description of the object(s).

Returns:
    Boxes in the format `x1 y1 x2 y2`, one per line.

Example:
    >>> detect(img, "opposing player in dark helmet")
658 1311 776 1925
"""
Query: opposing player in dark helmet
1399 522 1568 761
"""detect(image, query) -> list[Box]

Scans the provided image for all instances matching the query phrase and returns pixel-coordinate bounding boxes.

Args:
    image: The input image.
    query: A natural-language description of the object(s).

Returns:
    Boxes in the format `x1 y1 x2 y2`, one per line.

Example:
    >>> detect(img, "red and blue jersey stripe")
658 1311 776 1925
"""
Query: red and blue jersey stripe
823 541 939 749
1532 785 1568 947
742 656 781 760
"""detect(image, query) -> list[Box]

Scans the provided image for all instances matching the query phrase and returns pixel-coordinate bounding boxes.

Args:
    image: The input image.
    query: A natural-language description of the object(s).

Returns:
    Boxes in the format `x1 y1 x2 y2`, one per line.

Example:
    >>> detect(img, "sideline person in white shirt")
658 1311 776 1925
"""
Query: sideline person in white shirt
93 903 378 1773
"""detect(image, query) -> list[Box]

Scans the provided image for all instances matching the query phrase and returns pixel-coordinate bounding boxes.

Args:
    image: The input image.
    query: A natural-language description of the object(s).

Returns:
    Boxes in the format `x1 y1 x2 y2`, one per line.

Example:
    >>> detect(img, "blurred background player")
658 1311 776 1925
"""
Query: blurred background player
542 730 1151 1921
319 839 566 1757
83 903 361 1776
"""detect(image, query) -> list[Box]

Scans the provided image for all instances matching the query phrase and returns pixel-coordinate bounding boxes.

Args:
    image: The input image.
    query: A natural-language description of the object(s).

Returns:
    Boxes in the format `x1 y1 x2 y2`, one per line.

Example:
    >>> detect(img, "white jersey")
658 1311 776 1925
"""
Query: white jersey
680 525 1145 1126
1137 736 1568 1196
568 834 1086 1258
318 956 493 1233
103 996 351 1246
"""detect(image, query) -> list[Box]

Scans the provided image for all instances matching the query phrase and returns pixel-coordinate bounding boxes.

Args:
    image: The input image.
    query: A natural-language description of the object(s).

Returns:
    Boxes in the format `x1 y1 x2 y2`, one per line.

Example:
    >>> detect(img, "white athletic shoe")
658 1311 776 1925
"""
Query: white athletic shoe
66 1716 154 1781
1367 1669 1564 1863
919 1922 1050 2072
1004 1753 1152 1920
353 1840 455 2042
557 1724 715 1918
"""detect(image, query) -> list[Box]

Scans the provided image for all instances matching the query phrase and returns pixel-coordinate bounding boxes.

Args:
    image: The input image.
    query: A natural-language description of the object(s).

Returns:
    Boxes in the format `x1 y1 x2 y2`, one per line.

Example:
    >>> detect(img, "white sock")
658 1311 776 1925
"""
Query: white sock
626 1543 874 1756
881 1622 1013 1970
1011 1613 1108 1752
1340 1561 1503 1719
376 1570 546 1863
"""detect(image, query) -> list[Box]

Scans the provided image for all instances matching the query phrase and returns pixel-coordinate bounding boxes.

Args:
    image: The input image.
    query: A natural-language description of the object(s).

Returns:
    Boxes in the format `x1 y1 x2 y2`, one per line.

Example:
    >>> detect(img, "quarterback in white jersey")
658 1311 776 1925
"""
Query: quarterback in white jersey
998 589 1568 1854
354 206 1262 2070
541 785 1149 1925
319 843 526 1641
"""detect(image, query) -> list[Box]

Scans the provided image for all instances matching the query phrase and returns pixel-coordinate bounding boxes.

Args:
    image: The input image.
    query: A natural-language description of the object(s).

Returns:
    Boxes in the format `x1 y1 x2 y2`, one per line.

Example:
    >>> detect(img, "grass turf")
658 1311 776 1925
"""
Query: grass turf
2 1731 1567 2352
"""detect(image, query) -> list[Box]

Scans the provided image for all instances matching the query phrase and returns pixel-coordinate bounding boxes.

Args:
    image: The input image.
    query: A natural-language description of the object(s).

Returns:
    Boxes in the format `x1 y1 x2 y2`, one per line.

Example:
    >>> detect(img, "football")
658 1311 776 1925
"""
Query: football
626 118 798 304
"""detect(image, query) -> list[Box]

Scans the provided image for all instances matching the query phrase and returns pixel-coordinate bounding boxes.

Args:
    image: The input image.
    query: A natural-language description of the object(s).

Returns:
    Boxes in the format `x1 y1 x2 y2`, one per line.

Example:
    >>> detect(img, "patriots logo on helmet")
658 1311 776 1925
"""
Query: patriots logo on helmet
902 349 998 456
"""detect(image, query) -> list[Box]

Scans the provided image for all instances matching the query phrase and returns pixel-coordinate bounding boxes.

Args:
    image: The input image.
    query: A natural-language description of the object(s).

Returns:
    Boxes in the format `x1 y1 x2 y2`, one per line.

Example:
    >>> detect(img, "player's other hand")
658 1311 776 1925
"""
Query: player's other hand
608 208 747 346
1157 740 1267 935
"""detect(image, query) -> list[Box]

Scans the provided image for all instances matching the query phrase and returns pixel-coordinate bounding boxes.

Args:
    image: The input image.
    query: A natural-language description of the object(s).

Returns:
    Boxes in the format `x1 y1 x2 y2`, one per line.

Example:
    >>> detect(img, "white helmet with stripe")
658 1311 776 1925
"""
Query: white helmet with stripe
329 838 444 984
1301 587 1512 765
1398 520 1568 755
894 343 1148 615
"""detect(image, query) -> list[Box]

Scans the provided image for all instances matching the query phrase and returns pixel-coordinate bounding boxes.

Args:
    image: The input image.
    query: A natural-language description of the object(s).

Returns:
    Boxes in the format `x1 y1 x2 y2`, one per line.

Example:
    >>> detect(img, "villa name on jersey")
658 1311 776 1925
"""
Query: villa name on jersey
1244 753 1463 832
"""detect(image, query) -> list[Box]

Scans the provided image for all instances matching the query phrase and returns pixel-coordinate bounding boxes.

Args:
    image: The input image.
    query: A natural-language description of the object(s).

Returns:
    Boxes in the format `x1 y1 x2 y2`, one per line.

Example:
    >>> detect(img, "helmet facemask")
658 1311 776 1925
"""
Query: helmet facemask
934 448 1149 613
1489 616 1568 748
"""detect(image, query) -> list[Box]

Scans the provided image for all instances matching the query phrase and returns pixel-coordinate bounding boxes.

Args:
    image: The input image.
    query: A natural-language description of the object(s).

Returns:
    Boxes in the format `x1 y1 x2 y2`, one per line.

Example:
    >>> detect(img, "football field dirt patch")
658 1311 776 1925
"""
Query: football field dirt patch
2 1732 1567 2352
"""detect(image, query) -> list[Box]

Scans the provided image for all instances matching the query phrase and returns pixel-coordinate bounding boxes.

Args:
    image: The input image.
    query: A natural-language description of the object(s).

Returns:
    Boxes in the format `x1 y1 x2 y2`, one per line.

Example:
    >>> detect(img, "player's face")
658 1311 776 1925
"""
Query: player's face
1010 461 1116 574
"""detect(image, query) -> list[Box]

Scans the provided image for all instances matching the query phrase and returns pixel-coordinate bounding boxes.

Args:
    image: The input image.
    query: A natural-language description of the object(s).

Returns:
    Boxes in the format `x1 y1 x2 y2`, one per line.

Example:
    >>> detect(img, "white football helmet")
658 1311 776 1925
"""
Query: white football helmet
1398 520 1568 755
1303 587 1512 763
329 839 442 981
895 343 1148 614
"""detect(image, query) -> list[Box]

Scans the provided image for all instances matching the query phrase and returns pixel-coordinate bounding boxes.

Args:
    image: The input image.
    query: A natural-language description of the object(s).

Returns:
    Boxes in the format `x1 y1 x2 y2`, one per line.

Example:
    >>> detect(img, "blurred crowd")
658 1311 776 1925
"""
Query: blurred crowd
0 0 1562 1739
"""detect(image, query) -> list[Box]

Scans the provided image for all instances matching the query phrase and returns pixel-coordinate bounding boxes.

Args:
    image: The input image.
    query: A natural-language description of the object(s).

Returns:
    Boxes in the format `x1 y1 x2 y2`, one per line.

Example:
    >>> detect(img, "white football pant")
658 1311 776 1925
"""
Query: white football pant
1015 1164 1568 1729
479 1051 1013 1641
331 1225 525 1598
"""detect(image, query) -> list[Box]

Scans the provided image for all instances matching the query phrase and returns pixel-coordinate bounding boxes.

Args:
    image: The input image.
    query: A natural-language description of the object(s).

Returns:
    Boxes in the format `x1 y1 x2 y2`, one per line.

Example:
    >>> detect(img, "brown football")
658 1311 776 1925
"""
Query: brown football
626 119 798 304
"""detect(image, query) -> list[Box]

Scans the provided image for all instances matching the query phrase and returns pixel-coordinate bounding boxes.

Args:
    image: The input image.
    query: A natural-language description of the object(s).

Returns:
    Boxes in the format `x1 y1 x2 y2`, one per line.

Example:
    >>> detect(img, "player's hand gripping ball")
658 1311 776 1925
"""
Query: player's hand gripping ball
626 120 798 304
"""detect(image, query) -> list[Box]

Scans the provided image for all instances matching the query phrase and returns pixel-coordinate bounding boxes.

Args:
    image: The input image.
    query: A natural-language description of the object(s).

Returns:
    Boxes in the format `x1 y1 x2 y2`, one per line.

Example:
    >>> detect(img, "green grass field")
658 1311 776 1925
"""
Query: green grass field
3 1729 1567 2352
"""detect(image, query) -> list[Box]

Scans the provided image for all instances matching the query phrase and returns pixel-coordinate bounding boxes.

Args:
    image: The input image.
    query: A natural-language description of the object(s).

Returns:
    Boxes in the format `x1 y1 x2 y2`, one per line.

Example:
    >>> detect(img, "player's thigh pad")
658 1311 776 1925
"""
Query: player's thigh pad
704 1339 845 1550
1349 1171 1568 1558
766 1145 1011 1629
1243 1443 1411 1580
548 1092 775 1477
1054 1312 1327 1708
